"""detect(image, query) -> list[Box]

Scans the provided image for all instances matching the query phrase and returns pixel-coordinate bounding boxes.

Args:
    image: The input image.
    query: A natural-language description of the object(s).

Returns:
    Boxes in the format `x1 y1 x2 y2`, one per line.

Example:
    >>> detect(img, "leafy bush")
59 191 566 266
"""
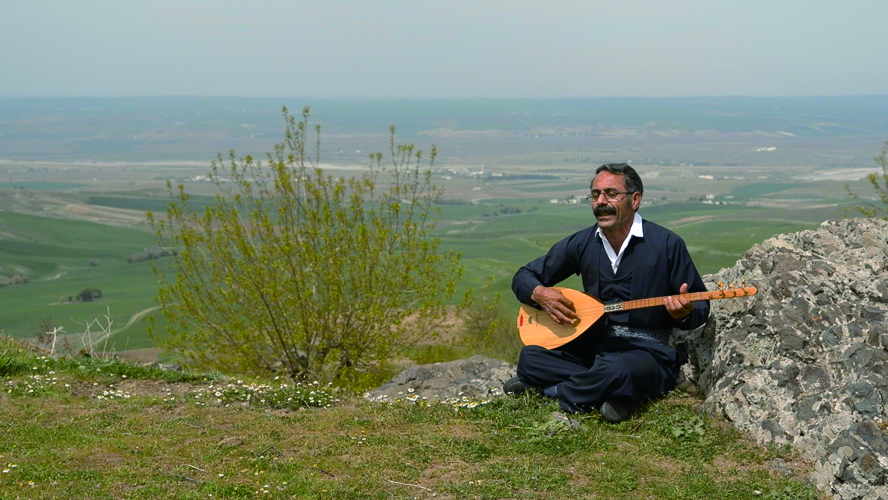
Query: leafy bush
0 337 35 377
125 246 176 263
150 107 467 384
0 348 23 377
75 288 102 302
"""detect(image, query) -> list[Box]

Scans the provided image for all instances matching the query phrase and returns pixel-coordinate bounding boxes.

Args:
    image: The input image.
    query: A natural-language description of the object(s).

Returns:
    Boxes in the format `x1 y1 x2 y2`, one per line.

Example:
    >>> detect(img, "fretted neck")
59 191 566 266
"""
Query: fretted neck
616 287 757 312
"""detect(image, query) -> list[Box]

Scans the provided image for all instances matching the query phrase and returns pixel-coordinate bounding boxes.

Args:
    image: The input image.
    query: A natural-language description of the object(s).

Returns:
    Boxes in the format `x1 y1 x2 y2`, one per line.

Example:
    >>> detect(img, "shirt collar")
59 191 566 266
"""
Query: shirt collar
596 213 644 273
595 212 644 241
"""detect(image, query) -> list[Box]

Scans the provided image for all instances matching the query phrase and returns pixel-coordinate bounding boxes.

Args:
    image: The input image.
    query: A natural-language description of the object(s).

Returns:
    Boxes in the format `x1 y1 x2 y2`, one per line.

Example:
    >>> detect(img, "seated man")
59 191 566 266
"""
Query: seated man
505 163 709 422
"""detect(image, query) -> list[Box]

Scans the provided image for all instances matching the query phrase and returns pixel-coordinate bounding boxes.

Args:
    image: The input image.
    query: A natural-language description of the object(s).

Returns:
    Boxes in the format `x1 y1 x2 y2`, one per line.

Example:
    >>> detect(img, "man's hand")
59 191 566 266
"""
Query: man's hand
531 285 579 325
664 283 694 320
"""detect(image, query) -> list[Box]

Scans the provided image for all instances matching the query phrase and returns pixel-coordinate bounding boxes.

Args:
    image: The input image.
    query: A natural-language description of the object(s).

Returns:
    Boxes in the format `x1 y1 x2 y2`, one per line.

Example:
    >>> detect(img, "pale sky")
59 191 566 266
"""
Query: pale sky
2 0 886 98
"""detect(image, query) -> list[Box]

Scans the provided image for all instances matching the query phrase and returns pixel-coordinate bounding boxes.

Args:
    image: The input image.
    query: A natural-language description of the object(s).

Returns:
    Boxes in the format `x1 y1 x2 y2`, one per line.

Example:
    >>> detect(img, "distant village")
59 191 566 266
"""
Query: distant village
160 164 742 207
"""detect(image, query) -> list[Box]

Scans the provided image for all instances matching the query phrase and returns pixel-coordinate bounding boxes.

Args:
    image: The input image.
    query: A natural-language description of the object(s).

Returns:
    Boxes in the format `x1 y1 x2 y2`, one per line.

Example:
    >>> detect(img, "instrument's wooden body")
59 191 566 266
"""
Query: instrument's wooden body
517 288 603 349
517 286 757 349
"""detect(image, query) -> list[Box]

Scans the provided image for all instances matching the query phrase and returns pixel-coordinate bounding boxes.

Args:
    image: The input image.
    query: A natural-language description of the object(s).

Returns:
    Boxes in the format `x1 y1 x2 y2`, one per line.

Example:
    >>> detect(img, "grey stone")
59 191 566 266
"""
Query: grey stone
684 218 888 500
822 326 841 346
847 323 865 340
796 394 829 422
863 307 887 321
365 355 514 404
814 304 844 327
768 458 793 476
777 329 807 353
799 365 830 393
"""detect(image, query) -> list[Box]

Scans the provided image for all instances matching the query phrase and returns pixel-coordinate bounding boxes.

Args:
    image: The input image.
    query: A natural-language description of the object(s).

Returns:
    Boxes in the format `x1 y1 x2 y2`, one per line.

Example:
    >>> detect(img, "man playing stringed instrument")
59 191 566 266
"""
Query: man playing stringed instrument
505 163 710 422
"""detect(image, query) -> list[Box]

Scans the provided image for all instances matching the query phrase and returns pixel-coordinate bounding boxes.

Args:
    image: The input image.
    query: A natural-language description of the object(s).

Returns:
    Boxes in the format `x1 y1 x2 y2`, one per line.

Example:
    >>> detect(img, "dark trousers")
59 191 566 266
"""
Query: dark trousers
516 334 679 414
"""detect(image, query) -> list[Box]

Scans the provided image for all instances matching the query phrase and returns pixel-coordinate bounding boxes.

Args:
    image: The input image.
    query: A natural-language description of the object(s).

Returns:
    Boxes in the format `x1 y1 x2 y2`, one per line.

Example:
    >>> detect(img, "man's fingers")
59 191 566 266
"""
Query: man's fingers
555 296 577 315
531 286 579 325
664 284 695 319
668 297 692 311
549 301 579 324
546 308 573 325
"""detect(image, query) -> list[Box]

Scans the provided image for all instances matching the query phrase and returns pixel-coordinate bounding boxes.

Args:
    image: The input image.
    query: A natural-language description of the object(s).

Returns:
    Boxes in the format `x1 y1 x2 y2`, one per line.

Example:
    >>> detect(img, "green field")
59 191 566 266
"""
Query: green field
86 194 219 213
729 182 815 198
0 212 168 349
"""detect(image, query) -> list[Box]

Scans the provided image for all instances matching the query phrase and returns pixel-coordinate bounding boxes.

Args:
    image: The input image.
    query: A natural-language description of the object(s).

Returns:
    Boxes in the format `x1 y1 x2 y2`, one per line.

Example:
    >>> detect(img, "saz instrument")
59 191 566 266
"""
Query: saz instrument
517 284 757 349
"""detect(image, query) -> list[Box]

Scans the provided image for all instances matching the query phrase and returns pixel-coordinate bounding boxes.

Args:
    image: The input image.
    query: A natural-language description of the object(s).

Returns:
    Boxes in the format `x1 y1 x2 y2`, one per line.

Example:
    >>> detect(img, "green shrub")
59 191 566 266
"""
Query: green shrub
150 107 468 385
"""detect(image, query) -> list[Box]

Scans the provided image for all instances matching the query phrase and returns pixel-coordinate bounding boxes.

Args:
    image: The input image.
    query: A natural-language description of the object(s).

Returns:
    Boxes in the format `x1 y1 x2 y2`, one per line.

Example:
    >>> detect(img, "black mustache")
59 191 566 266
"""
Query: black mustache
594 206 617 216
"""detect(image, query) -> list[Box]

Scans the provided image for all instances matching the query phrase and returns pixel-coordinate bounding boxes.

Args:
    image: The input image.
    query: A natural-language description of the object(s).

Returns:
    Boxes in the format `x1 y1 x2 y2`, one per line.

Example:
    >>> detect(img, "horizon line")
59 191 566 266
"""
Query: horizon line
2 94 888 100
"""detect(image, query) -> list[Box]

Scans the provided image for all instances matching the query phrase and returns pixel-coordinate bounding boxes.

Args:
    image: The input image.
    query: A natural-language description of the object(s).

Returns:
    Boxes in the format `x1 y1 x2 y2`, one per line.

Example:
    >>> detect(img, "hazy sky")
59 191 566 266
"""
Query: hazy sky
2 0 886 98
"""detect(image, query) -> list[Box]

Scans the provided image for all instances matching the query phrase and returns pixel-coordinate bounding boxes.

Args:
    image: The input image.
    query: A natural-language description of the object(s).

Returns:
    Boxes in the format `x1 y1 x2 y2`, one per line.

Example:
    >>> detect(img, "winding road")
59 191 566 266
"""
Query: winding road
88 305 162 348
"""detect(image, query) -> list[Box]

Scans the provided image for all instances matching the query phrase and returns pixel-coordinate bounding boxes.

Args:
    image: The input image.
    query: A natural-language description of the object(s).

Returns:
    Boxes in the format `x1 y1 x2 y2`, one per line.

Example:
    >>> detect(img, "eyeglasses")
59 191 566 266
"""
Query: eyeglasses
585 189 634 202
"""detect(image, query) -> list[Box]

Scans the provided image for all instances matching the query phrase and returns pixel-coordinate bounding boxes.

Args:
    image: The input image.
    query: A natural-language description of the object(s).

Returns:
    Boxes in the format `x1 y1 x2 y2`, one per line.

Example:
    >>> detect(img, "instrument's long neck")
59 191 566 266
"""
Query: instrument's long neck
612 288 756 312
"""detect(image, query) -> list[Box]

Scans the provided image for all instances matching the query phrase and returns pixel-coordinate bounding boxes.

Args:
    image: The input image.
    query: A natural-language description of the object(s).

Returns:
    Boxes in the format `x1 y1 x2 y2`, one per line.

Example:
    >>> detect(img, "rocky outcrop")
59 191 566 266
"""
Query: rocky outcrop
364 355 513 405
675 218 888 500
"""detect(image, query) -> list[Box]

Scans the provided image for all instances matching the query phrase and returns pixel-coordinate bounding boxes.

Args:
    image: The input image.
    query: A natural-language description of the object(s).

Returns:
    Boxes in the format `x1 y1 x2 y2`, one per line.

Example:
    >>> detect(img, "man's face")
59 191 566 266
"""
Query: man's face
590 171 641 232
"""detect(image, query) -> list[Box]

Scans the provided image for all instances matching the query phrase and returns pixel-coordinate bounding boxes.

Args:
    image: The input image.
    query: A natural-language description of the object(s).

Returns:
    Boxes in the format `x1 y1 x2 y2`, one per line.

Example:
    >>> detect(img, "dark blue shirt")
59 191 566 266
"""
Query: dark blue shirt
512 218 709 331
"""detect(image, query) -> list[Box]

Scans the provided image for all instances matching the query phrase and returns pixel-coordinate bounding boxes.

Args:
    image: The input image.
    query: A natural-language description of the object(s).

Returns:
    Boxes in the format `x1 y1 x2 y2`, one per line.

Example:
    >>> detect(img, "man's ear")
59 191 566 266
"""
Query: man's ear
631 191 642 211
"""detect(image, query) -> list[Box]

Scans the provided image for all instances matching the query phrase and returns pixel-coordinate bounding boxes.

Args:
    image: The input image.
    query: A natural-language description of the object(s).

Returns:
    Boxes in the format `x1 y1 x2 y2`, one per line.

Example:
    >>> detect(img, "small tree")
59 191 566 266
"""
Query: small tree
148 107 466 384
847 140 888 219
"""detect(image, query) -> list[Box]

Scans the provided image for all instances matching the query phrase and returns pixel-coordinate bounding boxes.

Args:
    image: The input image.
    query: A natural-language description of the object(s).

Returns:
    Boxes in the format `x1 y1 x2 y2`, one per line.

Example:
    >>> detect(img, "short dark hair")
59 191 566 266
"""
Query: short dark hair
592 163 643 195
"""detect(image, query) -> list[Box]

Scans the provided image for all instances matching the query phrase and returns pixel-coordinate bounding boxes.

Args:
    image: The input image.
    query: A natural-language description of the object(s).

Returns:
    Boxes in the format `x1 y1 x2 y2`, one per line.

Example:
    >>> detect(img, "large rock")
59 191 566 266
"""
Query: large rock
674 218 888 500
364 355 513 405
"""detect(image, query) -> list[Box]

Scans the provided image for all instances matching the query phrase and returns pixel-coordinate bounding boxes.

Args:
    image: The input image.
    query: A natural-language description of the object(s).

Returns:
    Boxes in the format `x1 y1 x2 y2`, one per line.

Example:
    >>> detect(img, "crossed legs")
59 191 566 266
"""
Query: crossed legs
516 336 678 414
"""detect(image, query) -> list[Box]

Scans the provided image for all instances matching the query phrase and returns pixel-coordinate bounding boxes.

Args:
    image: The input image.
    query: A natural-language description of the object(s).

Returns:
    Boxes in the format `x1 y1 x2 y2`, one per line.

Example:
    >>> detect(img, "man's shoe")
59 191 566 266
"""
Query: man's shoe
503 376 532 395
542 384 558 399
599 400 634 423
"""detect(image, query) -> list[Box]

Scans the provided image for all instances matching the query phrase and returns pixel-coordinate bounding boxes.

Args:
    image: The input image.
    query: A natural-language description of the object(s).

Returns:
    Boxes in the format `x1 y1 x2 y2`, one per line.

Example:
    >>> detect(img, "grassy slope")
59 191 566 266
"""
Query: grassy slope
0 339 823 500
0 212 168 348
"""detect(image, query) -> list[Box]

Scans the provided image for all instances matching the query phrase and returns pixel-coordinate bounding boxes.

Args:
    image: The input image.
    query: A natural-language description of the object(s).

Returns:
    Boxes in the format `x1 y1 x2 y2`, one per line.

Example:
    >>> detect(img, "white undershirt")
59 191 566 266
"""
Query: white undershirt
595 213 644 273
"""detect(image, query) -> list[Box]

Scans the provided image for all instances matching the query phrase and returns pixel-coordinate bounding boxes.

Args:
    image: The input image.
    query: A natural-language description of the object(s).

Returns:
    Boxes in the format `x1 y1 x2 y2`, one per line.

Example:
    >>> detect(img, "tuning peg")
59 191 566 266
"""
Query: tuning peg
729 282 735 289
717 281 726 290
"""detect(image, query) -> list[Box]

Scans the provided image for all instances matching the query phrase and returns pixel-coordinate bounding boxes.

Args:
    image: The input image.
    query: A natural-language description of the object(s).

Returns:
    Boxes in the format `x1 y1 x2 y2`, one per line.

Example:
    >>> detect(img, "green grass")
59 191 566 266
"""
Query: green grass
86 194 218 213
729 183 814 198
0 337 823 500
0 212 168 348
